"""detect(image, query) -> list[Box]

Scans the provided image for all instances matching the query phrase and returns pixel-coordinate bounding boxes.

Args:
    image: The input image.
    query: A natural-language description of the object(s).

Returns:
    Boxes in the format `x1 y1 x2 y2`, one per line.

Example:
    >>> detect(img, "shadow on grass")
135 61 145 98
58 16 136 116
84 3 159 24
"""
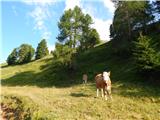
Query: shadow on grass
1 61 82 88
1 65 8 68
112 80 160 99
70 92 90 97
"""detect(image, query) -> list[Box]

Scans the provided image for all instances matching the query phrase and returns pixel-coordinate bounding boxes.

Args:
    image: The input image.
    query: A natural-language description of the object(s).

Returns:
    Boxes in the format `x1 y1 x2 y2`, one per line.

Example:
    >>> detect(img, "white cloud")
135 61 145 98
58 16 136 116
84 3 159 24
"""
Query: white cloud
25 0 55 40
29 6 47 30
80 2 114 41
92 19 112 41
23 0 56 6
47 43 55 52
103 0 115 13
64 0 81 10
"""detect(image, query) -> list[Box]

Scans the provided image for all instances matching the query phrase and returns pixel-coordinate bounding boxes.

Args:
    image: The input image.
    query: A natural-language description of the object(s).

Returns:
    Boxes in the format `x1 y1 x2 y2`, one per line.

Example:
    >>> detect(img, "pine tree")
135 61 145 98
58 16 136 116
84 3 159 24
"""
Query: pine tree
7 48 18 65
7 44 35 65
35 39 49 60
132 33 159 73
18 44 35 64
155 1 160 14
111 1 154 41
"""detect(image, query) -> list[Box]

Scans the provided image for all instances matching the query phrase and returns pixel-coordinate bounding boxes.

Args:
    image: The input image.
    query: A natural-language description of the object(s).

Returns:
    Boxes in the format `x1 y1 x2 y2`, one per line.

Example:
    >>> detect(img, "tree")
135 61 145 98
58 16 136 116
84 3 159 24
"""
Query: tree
57 6 82 48
110 1 154 41
56 6 99 69
88 29 100 47
52 43 76 68
7 48 18 65
7 44 35 65
79 28 100 51
57 6 96 50
155 1 160 14
109 1 155 57
18 44 35 64
35 39 49 60
132 33 160 73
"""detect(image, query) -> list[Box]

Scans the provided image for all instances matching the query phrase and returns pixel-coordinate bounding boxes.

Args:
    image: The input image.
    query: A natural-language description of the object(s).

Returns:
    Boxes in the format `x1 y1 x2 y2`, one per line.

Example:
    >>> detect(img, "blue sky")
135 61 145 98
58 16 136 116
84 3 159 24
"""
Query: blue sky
1 0 115 63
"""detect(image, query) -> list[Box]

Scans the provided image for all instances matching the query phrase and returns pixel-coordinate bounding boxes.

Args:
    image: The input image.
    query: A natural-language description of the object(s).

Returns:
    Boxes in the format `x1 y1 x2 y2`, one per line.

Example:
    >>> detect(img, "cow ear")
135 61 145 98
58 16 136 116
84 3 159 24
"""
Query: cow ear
108 71 111 76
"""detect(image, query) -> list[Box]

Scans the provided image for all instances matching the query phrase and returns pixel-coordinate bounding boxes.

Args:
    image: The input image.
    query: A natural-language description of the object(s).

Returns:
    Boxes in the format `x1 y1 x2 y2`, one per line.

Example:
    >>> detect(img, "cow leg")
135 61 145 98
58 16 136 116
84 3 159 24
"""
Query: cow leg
96 89 99 97
107 86 112 100
104 90 108 100
101 88 104 97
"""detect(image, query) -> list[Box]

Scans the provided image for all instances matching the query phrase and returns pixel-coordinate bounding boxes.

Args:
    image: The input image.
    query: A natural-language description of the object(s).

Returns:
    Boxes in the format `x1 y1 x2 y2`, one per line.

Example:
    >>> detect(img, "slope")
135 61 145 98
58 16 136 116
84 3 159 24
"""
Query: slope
1 42 160 119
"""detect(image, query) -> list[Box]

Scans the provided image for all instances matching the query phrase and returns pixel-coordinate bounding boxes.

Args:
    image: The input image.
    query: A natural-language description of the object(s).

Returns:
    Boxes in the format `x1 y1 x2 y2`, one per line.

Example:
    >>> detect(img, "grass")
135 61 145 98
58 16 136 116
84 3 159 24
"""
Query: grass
1 42 160 119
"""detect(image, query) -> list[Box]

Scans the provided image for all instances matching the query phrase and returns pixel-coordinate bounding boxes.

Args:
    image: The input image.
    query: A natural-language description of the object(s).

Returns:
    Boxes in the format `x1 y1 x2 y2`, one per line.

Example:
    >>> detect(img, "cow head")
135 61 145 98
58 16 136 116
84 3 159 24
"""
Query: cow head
103 71 111 81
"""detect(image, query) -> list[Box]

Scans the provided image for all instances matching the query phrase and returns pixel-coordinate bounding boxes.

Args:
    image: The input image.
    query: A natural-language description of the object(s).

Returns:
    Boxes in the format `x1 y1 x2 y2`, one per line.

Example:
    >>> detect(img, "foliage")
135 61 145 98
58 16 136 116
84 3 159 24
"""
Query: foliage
56 6 100 69
35 39 49 60
52 43 76 69
57 6 84 48
155 1 160 14
7 44 35 65
7 48 18 65
79 28 100 51
110 1 154 41
132 33 160 73
18 44 35 64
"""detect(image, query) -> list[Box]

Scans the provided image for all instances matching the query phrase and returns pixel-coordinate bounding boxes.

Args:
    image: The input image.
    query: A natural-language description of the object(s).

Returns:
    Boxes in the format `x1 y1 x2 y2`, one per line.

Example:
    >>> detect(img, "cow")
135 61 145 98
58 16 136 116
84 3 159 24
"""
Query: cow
82 74 88 84
95 71 112 100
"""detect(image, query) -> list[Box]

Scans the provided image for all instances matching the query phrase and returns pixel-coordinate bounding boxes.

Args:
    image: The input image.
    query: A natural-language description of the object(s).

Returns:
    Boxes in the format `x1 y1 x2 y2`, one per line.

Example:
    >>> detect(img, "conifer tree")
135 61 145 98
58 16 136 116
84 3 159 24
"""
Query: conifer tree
7 44 35 65
18 44 35 64
7 48 18 65
35 39 49 60
132 33 159 73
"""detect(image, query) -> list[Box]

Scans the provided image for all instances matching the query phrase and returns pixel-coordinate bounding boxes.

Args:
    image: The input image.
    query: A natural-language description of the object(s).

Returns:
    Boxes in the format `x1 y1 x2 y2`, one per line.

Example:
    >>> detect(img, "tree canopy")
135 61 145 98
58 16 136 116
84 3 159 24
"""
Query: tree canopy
110 1 154 41
7 44 35 65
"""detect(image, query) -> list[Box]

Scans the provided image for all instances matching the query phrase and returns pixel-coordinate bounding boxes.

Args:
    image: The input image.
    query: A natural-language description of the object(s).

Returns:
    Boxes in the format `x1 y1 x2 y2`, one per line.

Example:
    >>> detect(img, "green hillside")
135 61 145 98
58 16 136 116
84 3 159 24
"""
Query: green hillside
1 42 160 119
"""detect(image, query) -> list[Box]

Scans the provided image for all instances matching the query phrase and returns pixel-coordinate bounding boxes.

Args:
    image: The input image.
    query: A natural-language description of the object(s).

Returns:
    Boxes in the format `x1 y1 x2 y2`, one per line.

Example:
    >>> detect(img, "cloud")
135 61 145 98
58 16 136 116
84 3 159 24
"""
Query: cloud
92 19 112 41
80 2 114 41
47 43 55 52
29 6 48 30
64 0 81 10
25 0 55 40
12 6 18 16
23 0 56 6
103 0 115 13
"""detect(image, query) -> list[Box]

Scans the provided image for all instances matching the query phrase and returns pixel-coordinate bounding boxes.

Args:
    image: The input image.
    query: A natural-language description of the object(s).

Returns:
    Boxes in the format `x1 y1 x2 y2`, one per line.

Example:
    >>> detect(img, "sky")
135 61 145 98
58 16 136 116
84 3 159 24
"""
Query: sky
0 0 115 63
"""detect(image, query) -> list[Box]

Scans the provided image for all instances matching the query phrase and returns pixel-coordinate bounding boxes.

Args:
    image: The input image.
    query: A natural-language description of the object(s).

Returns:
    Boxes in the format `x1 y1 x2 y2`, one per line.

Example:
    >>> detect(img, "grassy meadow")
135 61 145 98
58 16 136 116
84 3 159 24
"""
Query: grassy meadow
1 43 160 119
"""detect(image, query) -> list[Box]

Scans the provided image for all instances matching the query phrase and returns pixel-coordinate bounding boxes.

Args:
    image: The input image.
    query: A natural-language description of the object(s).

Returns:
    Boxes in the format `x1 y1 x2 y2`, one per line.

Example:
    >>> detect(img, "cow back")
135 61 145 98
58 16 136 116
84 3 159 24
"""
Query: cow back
95 74 106 89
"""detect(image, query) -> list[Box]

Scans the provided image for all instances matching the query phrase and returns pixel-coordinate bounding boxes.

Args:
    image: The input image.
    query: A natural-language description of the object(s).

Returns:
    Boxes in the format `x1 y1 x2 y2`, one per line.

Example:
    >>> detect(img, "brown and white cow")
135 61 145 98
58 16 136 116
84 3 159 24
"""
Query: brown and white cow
95 71 112 100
